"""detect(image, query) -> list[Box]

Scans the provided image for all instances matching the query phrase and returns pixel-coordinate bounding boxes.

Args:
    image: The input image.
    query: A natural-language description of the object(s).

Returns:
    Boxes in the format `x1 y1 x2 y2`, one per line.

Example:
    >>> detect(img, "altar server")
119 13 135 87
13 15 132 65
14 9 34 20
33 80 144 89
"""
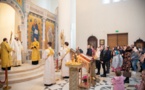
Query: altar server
43 42 55 86
61 42 71 78
1 38 13 70
31 37 40 65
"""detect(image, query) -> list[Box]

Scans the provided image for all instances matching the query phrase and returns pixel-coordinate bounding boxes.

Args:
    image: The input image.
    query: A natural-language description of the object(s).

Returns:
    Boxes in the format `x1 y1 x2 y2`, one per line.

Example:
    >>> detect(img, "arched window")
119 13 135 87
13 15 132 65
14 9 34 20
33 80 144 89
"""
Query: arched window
87 36 98 49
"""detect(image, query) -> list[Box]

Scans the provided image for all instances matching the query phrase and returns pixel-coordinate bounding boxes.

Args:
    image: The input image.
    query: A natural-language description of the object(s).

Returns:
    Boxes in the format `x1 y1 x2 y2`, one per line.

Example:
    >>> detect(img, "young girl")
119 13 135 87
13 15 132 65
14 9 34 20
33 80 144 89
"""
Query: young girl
135 70 145 90
111 70 125 90
112 50 123 72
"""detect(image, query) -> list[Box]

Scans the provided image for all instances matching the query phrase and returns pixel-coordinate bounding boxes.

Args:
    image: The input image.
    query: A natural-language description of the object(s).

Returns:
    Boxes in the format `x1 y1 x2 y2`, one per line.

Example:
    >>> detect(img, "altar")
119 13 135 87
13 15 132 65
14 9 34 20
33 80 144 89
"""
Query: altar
66 53 100 90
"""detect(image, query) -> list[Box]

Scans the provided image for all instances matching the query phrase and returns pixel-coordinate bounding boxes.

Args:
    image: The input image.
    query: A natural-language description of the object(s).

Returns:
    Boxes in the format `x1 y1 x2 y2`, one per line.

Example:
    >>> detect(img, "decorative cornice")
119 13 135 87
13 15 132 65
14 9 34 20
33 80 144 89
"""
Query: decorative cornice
25 1 56 21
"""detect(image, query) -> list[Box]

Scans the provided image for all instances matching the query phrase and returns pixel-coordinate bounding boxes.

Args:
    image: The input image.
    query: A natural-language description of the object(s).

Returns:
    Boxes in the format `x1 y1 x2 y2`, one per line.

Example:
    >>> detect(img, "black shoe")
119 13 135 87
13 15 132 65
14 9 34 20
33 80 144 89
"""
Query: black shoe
124 80 129 83
100 74 106 77
106 71 109 74
44 84 53 86
139 69 143 72
63 76 69 79
124 78 129 83
96 73 100 75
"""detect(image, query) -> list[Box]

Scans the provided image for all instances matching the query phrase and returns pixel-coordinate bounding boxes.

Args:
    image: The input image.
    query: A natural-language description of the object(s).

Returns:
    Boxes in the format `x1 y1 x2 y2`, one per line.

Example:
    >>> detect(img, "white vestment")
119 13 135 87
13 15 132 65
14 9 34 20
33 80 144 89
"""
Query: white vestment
61 47 71 77
58 47 64 67
11 39 23 66
43 48 55 84
112 54 123 69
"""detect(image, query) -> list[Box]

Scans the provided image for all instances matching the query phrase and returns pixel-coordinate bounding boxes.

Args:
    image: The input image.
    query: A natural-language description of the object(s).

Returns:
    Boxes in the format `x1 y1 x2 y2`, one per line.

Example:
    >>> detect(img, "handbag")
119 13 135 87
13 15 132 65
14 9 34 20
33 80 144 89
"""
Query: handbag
123 71 131 77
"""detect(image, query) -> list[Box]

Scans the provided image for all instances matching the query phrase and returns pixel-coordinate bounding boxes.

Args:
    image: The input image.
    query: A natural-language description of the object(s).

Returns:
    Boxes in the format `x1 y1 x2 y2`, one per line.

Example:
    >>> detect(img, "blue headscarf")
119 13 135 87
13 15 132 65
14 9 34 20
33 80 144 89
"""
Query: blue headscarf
115 50 119 55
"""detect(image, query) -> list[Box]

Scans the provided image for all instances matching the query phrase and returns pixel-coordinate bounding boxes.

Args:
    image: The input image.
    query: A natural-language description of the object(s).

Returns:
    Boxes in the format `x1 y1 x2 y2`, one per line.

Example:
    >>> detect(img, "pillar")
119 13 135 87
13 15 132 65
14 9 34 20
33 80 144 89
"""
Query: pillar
58 0 76 50
42 18 46 50
54 8 59 59
22 12 29 51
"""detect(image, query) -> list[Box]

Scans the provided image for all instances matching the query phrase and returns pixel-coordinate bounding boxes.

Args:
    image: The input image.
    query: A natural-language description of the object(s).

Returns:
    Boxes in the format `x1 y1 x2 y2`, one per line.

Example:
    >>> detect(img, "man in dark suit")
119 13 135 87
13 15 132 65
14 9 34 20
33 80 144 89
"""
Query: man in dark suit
105 46 111 74
100 45 106 77
86 45 92 56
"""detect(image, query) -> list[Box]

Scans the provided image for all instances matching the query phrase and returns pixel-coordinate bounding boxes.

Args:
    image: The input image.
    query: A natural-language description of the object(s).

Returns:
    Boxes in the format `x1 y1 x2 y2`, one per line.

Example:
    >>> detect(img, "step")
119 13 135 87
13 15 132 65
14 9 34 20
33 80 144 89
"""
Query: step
0 61 45 84
0 60 44 74
1 65 44 79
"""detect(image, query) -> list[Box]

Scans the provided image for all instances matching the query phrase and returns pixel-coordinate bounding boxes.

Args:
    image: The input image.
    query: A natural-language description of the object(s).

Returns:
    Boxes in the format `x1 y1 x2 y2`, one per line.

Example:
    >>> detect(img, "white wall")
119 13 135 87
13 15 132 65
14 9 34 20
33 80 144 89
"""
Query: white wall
58 0 71 44
0 3 15 43
51 0 58 14
31 0 51 12
31 0 58 14
76 0 145 53
70 0 76 49
58 0 76 50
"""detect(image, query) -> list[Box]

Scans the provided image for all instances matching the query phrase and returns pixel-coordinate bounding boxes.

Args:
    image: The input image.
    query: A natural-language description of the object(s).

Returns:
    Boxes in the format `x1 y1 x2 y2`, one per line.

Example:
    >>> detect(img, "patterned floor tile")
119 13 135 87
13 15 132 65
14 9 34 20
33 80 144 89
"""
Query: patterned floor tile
42 70 142 90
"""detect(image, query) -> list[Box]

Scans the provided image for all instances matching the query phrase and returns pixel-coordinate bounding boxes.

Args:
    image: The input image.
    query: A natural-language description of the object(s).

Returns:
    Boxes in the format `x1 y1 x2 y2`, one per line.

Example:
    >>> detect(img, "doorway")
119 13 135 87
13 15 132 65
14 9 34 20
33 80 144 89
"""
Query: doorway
107 33 128 49
0 3 22 43
87 36 98 49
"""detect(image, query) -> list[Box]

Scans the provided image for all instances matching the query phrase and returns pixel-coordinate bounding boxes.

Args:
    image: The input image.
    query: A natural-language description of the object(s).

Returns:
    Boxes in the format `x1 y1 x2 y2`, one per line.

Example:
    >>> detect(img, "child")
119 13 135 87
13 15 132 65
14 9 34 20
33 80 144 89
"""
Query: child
135 70 145 90
111 70 125 90
112 50 123 72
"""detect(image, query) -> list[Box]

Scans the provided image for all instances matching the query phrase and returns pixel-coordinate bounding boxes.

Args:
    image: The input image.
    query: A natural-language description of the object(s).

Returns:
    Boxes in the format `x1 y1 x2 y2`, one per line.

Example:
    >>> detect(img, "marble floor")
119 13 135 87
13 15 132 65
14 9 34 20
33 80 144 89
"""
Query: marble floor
0 62 142 90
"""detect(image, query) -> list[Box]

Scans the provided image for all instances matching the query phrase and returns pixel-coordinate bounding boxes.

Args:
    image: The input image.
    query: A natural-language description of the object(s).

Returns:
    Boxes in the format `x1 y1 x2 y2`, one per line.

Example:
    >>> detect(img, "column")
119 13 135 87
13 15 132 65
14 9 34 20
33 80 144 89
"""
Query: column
58 0 76 50
70 0 76 50
42 18 46 50
54 14 58 59
22 12 29 51
23 0 30 52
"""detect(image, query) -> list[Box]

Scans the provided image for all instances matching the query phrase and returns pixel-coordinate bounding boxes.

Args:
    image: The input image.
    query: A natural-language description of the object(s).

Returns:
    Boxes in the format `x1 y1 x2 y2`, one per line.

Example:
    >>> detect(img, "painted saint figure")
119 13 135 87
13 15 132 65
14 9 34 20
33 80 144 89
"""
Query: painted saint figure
43 42 55 86
32 19 39 41
31 38 40 65
47 26 54 42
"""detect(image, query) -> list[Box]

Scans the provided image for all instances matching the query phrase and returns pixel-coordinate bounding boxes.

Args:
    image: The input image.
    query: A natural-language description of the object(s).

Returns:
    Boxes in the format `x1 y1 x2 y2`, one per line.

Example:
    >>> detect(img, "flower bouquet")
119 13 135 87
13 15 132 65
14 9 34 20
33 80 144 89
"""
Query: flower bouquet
79 75 90 89
82 75 88 85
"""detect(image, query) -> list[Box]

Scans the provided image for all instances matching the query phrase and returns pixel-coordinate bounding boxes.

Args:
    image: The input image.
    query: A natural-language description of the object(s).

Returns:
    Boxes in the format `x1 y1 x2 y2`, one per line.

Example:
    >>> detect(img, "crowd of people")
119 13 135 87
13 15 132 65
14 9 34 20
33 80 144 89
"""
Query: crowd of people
0 37 72 86
1 36 145 89
86 44 145 90
0 36 41 71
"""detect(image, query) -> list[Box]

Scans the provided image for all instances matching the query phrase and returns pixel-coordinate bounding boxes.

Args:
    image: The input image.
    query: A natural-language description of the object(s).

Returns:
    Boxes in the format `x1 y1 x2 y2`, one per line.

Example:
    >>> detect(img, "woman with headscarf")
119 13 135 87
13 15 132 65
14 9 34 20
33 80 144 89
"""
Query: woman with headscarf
122 46 132 83
131 47 139 74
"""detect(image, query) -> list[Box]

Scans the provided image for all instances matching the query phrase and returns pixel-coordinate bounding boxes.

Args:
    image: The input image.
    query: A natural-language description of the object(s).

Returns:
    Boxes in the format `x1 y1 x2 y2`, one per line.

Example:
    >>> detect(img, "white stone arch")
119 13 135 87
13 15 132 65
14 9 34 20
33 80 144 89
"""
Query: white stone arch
0 0 25 43
0 0 24 24
0 0 26 52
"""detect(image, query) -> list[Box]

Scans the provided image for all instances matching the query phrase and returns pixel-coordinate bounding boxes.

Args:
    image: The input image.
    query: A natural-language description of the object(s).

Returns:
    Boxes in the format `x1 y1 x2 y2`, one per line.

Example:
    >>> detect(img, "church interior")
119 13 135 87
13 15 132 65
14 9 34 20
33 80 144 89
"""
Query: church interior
0 0 145 90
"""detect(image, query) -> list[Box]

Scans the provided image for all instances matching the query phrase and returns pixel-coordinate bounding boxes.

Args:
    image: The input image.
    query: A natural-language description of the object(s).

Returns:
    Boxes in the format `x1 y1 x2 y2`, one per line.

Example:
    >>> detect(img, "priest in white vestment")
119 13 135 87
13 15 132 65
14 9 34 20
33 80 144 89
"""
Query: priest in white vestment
11 36 23 66
61 42 71 78
43 42 55 86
